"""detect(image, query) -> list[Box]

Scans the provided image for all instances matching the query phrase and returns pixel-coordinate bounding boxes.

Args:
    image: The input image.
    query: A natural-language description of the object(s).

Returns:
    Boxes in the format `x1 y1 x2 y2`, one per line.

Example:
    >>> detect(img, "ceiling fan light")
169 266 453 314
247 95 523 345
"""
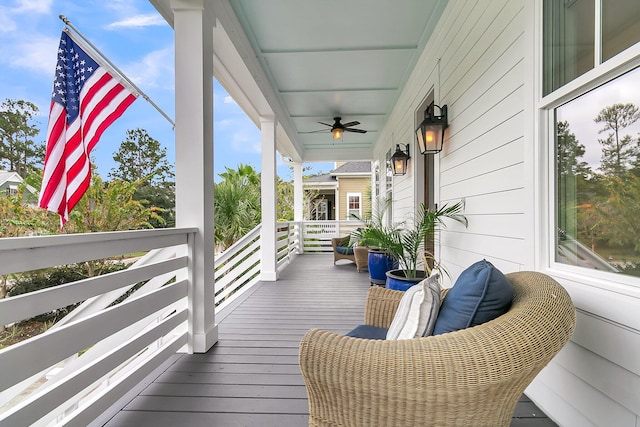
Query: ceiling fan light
332 127 344 139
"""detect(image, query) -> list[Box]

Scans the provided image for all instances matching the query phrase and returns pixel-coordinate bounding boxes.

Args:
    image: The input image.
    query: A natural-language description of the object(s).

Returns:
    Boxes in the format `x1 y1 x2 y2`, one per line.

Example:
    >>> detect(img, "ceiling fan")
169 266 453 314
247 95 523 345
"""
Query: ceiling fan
315 117 367 140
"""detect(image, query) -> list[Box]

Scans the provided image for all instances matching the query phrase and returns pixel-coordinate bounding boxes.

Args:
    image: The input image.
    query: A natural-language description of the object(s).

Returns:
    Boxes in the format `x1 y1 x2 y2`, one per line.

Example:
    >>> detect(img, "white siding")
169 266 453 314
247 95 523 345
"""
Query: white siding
375 0 640 426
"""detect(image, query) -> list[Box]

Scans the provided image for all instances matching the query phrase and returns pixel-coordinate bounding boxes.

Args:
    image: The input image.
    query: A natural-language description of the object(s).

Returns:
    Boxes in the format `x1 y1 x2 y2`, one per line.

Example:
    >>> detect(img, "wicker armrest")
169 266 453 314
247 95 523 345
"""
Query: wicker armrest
363 286 404 328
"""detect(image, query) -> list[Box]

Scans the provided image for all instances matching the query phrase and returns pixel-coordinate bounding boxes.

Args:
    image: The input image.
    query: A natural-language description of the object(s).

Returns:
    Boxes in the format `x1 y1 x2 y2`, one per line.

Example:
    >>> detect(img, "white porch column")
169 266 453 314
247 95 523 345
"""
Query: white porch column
171 0 217 353
260 117 278 281
293 162 304 221
293 162 304 254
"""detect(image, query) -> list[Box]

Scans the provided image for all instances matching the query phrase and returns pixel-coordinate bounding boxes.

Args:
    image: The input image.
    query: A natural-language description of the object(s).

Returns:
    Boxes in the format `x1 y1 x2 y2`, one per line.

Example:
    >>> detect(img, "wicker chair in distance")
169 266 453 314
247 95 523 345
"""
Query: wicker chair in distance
331 236 368 272
299 271 576 427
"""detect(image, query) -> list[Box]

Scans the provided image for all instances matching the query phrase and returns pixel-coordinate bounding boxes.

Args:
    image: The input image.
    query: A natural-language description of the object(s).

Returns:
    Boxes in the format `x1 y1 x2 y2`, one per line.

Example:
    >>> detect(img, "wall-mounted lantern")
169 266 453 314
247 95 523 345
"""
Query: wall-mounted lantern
390 144 411 176
416 104 448 154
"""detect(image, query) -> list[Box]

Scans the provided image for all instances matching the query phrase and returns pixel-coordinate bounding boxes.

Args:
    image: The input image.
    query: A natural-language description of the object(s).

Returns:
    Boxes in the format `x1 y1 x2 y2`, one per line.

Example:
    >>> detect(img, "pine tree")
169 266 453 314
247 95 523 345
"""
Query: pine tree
0 99 43 177
594 103 640 177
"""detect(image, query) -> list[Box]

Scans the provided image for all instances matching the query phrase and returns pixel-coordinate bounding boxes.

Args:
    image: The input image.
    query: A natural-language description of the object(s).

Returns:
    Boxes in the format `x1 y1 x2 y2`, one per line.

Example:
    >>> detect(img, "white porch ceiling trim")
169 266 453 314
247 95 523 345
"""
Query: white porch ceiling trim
151 0 448 163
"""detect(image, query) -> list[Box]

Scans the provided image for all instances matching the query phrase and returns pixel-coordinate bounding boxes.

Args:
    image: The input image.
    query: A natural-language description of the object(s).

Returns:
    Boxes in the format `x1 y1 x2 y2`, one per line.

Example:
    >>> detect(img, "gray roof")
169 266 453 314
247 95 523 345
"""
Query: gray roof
305 173 336 183
331 161 371 175
0 170 18 186
0 170 38 194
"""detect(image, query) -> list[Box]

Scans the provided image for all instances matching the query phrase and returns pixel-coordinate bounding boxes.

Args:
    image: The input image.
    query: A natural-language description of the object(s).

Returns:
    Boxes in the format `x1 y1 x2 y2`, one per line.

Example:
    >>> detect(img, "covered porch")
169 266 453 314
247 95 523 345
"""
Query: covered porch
98 254 555 427
2 0 640 425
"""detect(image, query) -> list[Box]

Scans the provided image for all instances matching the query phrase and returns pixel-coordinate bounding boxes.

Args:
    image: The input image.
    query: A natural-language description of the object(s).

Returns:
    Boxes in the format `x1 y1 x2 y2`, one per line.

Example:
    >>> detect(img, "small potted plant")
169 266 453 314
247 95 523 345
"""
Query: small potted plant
382 200 468 291
350 199 398 285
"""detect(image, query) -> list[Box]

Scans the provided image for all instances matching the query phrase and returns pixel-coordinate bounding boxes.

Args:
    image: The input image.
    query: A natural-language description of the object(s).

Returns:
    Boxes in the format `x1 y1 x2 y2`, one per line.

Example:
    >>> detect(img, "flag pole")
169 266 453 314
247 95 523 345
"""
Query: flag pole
58 14 176 129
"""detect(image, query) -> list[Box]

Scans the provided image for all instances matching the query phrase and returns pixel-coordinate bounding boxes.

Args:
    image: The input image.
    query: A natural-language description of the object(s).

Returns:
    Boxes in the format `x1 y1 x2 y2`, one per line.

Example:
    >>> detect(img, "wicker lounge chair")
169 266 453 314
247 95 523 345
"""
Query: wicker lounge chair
299 271 576 427
331 236 368 272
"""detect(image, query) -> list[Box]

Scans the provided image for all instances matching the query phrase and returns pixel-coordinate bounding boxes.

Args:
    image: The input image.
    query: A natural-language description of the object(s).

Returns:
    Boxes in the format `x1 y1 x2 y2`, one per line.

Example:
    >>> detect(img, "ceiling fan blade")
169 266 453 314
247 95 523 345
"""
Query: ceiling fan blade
341 121 360 128
345 128 367 134
307 129 330 133
317 122 333 127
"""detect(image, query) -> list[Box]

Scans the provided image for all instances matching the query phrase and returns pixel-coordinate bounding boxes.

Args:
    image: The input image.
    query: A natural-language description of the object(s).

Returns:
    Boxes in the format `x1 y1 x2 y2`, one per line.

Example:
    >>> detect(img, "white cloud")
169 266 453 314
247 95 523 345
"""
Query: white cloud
122 45 174 90
0 10 17 33
223 95 237 105
215 118 236 129
8 34 59 76
0 0 51 33
231 127 261 154
107 14 166 29
12 0 52 14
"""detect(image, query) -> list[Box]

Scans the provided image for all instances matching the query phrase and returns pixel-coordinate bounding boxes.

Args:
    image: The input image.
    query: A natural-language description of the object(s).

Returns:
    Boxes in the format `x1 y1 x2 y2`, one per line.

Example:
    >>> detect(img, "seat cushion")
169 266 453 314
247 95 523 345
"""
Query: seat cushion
433 259 514 335
386 272 442 340
335 246 354 255
345 324 388 340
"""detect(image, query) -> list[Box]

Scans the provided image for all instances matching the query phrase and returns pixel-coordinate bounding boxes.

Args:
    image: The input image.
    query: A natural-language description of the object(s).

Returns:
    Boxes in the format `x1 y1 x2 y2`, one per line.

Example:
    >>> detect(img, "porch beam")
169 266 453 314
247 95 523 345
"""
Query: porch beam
260 117 278 281
171 0 217 353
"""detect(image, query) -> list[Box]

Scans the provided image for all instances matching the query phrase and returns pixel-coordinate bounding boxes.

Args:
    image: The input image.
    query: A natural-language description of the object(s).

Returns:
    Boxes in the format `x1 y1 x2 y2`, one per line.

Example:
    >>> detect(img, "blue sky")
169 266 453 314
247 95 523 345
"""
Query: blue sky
0 0 333 182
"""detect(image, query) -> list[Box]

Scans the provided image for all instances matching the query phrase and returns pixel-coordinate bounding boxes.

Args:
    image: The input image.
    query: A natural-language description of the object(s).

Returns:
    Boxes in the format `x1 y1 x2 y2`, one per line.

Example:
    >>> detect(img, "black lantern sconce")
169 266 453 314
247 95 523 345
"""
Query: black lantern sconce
390 144 411 176
416 104 448 154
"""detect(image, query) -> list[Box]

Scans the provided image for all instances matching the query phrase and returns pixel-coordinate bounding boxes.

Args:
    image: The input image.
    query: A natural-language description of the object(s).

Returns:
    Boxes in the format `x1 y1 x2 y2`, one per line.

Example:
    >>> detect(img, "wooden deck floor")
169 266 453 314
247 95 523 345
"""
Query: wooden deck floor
101 254 557 427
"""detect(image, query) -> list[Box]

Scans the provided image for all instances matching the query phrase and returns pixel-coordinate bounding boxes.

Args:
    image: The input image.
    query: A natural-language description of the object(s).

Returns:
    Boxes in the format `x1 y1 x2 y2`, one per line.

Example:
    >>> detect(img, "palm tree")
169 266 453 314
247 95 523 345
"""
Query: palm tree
214 165 261 250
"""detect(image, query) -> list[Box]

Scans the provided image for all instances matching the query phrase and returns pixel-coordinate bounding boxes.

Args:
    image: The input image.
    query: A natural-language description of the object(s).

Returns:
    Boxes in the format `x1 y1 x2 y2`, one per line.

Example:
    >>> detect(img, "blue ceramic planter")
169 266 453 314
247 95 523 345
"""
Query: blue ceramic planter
367 250 398 285
385 269 426 291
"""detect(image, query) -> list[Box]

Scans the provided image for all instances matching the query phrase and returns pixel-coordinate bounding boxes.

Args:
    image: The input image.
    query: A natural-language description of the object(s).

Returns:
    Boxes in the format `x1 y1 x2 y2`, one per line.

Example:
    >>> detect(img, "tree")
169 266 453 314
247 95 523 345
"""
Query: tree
109 128 173 184
598 175 640 251
63 173 164 276
594 103 640 177
0 179 57 332
556 121 590 178
109 128 175 227
214 165 261 251
0 99 44 178
277 177 294 221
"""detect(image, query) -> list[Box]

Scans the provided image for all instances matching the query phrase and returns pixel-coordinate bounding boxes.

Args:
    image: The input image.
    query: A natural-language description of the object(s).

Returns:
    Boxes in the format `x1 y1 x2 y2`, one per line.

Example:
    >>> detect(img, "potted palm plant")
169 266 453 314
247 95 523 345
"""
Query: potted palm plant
350 199 398 285
377 200 468 291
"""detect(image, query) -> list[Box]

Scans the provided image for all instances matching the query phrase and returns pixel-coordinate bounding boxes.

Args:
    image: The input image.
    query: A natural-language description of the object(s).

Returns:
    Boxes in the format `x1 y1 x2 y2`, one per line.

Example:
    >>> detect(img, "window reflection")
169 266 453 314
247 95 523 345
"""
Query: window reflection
555 67 640 276
603 0 640 62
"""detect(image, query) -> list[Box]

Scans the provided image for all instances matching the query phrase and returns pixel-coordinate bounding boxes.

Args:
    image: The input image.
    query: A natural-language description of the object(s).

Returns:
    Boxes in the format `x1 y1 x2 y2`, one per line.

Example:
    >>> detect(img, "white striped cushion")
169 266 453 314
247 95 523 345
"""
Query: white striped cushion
386 272 442 340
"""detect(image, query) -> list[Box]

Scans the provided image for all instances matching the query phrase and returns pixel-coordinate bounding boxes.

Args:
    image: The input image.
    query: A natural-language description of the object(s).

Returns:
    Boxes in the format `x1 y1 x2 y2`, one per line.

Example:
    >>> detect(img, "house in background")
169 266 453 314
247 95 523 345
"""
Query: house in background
0 170 37 203
304 161 371 221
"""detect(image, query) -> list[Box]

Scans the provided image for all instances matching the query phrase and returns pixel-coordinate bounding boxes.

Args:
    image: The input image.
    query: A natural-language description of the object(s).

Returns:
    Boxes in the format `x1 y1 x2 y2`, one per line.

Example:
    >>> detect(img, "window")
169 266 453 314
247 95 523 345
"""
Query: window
544 0 640 281
554 66 640 277
8 185 18 197
543 0 640 95
347 193 361 220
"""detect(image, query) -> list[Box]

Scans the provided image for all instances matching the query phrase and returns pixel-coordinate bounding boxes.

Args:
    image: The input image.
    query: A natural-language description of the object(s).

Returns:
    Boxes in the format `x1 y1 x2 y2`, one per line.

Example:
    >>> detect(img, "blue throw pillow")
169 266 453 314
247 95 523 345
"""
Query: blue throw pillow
336 246 354 255
432 259 514 335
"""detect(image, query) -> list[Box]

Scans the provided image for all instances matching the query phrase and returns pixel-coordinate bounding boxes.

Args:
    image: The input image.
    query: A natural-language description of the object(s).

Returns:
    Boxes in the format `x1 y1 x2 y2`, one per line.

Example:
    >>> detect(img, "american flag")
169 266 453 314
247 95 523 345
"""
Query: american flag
38 29 137 224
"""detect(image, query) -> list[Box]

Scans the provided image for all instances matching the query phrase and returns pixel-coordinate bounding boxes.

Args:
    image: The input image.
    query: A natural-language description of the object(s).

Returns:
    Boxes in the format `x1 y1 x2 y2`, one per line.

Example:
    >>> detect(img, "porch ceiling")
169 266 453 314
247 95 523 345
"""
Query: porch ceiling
151 0 447 163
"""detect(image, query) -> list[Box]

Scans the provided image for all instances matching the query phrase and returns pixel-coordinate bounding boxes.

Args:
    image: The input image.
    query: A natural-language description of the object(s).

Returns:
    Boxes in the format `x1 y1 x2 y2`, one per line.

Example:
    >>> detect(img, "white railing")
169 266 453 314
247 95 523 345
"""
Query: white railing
0 220 357 426
301 220 364 253
214 225 262 312
213 222 301 312
277 221 300 268
0 228 196 427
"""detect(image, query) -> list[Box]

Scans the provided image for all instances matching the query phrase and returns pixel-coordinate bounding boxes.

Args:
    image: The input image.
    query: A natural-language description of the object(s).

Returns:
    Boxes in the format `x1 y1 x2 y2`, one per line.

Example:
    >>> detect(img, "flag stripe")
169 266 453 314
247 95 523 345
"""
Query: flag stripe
38 30 137 224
